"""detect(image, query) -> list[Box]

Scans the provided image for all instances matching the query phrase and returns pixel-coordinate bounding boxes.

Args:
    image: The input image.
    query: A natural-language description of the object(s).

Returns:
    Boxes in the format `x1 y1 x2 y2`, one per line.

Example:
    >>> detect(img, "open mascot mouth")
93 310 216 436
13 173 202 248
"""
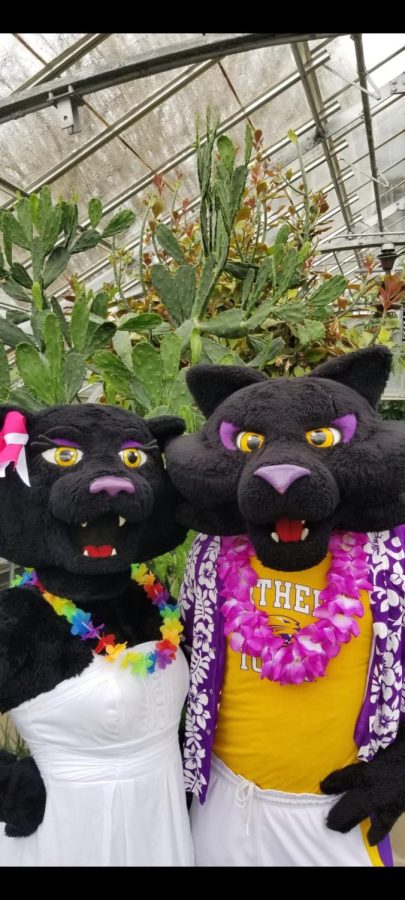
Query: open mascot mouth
247 515 332 570
271 518 310 543
69 513 131 559
262 516 328 547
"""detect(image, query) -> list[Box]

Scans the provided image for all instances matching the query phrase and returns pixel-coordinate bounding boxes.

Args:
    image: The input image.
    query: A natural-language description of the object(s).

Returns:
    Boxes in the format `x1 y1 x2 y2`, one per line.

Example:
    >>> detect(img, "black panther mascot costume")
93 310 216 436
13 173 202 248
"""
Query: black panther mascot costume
165 347 405 867
0 403 194 867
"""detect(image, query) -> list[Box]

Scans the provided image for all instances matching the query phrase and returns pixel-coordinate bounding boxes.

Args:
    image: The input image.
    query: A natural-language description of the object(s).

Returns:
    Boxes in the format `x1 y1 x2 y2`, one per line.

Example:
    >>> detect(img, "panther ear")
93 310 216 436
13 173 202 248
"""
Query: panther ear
310 347 392 408
146 415 186 449
186 365 268 418
0 405 36 430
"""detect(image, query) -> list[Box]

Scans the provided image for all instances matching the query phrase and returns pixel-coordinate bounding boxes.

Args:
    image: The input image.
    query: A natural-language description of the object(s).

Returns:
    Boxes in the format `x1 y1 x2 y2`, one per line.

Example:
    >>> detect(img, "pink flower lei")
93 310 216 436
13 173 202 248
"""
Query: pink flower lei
218 532 372 685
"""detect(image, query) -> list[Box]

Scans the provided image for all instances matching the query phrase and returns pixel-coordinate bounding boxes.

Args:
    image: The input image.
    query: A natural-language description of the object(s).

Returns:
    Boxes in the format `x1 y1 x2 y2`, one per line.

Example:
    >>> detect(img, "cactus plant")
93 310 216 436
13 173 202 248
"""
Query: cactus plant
137 120 401 381
0 190 136 407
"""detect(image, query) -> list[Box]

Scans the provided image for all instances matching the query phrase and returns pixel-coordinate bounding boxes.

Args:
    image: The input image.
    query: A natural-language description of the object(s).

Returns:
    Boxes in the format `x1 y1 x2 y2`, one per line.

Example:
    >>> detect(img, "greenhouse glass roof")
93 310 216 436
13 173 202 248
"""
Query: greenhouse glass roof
0 32 402 327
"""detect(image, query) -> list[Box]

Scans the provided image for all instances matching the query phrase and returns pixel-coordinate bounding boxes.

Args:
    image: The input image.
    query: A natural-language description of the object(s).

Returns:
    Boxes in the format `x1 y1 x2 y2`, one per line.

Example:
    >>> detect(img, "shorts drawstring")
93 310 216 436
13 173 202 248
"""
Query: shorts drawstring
235 777 254 836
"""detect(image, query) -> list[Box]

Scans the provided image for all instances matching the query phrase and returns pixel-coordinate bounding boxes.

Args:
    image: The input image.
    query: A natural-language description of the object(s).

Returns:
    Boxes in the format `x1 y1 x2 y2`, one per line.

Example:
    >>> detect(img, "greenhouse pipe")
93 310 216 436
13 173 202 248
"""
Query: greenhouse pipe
1 49 330 204
12 60 217 195
352 33 384 233
276 71 403 169
292 42 357 230
0 34 347 125
12 34 112 93
318 235 405 252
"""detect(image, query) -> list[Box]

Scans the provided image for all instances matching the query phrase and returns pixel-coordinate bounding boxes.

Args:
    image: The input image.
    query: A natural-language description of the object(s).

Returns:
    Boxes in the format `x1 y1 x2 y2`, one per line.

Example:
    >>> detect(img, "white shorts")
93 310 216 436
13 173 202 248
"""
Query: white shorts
190 756 392 867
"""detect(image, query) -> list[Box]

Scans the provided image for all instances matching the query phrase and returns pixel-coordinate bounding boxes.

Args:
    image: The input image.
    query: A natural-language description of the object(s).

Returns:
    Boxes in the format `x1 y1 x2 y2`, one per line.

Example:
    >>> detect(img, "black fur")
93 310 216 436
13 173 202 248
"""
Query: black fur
0 403 186 838
321 723 405 845
166 347 405 571
0 404 185 579
187 364 267 418
0 752 46 838
165 347 405 845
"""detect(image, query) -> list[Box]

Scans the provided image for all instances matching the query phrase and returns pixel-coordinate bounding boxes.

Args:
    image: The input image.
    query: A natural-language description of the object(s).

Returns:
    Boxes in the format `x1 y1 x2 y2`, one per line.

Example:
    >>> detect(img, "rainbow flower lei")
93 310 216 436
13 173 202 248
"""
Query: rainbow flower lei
219 531 372 685
13 564 182 677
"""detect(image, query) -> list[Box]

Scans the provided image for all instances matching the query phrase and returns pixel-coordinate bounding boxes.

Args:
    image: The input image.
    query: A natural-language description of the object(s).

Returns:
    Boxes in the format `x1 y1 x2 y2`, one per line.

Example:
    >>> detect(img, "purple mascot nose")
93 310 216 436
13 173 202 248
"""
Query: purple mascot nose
254 464 310 495
89 476 135 497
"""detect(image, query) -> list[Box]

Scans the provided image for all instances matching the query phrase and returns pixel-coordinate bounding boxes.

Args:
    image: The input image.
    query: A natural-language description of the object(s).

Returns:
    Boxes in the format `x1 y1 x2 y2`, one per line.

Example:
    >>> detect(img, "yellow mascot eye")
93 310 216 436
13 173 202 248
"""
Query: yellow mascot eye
119 447 147 468
42 446 83 467
236 431 265 453
305 427 341 448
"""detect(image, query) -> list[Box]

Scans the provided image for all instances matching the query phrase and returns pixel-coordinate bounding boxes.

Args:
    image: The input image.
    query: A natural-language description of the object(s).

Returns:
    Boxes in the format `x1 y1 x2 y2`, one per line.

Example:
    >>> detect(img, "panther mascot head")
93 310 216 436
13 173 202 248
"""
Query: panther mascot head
0 403 185 596
165 347 405 570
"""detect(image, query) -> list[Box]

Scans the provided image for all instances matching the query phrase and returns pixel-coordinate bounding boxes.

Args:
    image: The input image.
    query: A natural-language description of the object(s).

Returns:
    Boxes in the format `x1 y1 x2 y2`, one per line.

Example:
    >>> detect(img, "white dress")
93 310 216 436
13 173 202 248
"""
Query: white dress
0 643 194 867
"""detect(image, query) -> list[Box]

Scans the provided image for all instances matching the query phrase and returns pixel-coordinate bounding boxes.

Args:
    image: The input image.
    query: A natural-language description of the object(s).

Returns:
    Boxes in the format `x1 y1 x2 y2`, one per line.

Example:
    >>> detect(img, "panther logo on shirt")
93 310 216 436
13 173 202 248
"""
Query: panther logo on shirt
267 614 301 643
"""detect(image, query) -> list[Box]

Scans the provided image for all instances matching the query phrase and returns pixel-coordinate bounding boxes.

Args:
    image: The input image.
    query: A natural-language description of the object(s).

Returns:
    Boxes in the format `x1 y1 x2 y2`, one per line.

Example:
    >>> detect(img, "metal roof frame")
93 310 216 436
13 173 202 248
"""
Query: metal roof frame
12 33 112 92
352 33 384 232
0 32 403 296
0 33 348 127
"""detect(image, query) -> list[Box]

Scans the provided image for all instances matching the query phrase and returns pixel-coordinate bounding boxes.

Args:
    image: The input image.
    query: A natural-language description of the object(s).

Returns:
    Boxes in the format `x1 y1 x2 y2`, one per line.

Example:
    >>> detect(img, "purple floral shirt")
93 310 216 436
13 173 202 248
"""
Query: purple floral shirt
180 528 405 803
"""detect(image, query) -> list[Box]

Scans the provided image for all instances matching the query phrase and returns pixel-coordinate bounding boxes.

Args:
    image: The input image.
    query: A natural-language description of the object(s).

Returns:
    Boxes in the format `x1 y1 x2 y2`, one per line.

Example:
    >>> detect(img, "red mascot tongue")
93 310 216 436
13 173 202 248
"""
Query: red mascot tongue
83 545 114 558
275 518 303 542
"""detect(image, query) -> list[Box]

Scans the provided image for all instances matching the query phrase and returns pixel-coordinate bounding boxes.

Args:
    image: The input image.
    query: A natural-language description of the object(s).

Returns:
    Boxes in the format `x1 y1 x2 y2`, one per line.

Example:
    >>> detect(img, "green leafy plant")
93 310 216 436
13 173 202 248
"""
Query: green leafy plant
1 119 404 419
135 120 398 381
0 190 136 408
149 530 196 599
0 716 29 758
379 400 405 420
93 331 203 431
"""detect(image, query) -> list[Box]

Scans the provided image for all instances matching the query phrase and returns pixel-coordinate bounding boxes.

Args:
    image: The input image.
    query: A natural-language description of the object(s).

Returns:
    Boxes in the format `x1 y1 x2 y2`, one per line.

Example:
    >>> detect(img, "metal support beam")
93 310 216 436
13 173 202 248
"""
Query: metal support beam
338 154 389 189
12 34 112 92
292 42 363 269
319 216 364 245
274 72 404 169
261 99 341 161
83 51 332 228
390 74 405 95
315 217 365 268
352 33 384 232
318 234 405 252
378 216 405 234
3 59 217 199
322 157 405 230
336 126 405 184
364 199 405 228
322 60 381 100
333 252 350 277
1 47 329 206
0 176 29 198
0 34 347 126
50 84 81 134
328 255 357 274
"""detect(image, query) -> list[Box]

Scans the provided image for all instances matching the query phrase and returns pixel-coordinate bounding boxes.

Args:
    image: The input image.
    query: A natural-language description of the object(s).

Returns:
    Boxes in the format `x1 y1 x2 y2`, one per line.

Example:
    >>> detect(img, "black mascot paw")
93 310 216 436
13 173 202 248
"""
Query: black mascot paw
0 754 45 838
321 723 405 845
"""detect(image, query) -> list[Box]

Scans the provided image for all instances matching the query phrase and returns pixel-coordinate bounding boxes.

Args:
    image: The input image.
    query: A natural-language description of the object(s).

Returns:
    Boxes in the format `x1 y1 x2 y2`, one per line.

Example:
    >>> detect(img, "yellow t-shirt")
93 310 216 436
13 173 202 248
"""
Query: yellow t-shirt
213 552 373 794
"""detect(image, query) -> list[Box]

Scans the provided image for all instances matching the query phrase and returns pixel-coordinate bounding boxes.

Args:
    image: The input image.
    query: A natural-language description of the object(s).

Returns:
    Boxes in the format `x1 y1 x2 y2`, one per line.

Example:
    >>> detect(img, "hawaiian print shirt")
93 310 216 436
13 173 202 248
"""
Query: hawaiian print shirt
180 528 405 802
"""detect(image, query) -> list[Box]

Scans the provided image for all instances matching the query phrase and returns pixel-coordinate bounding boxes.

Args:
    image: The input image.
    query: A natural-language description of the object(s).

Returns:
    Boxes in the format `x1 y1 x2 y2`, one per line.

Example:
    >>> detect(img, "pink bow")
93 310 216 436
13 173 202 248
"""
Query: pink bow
0 411 30 486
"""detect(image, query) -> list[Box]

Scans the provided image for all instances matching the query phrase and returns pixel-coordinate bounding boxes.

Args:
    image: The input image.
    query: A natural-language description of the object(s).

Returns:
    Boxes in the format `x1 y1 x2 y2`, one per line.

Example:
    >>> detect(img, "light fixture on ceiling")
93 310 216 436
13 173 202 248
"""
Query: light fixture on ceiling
377 242 398 274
